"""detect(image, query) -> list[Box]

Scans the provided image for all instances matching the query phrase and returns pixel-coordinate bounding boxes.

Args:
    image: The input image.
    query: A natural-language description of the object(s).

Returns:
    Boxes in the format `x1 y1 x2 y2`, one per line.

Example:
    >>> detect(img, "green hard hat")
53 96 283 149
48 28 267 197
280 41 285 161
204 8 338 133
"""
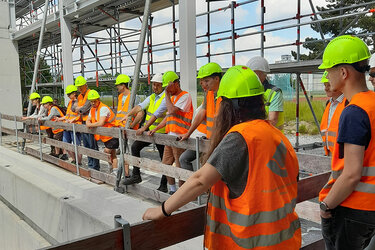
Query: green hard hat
217 65 264 99
115 74 130 85
197 62 222 79
74 76 87 87
29 92 40 100
162 71 179 87
321 71 329 83
87 90 100 100
66 85 78 95
41 96 54 104
319 35 371 69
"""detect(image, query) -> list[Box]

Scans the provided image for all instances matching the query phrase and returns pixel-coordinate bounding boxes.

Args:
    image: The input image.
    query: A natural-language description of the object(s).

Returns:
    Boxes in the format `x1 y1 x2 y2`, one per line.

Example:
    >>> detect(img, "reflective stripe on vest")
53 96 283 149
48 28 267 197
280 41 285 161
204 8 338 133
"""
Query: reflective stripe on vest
319 91 375 211
197 119 207 135
320 99 346 156
204 119 301 249
206 91 221 138
77 89 90 121
65 100 81 124
90 102 116 142
264 87 284 130
115 93 130 127
49 106 64 134
166 91 193 135
146 93 166 133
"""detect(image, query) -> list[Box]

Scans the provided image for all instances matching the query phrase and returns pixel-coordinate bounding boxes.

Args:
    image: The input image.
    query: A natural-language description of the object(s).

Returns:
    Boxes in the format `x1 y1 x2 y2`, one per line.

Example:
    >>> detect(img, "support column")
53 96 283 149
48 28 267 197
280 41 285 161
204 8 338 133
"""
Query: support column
59 1 74 106
0 2 22 129
179 0 197 108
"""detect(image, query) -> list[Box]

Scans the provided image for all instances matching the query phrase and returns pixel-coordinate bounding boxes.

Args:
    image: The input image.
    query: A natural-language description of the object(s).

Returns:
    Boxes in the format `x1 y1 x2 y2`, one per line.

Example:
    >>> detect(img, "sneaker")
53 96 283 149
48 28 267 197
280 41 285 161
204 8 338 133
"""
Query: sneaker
157 184 168 193
49 152 58 157
121 175 142 185
169 191 176 195
60 154 69 160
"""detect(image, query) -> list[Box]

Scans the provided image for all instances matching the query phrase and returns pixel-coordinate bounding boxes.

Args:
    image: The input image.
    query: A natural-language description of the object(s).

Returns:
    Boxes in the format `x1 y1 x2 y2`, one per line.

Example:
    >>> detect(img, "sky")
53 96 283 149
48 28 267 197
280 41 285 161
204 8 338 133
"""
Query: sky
69 0 331 79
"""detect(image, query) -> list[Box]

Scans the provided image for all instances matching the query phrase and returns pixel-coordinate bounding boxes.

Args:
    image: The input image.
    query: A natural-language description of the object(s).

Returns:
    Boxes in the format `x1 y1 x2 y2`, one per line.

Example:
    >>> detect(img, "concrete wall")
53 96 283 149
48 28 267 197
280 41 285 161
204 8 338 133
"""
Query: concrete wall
0 200 50 249
0 146 155 245
0 2 23 129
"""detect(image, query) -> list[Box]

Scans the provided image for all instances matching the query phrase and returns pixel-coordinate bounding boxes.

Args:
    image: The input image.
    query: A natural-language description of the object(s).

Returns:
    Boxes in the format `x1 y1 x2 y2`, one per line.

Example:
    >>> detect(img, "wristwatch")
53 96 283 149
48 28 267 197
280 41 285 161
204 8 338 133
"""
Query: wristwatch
320 201 331 212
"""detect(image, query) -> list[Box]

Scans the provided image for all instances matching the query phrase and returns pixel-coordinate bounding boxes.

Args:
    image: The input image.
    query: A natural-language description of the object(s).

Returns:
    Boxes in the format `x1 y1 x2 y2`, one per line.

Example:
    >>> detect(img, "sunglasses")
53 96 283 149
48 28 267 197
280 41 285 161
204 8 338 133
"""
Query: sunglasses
369 72 375 78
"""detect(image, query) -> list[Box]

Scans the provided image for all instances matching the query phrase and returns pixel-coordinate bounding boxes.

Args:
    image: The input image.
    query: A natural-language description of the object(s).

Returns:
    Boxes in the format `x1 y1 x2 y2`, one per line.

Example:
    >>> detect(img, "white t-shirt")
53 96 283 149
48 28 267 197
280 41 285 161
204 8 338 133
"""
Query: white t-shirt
191 104 206 138
88 106 111 121
168 92 193 136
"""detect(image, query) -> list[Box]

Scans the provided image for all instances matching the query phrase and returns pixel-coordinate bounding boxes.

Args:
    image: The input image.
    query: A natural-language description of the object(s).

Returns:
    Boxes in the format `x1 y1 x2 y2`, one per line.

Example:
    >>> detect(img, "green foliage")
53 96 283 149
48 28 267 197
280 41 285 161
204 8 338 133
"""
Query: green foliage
284 99 326 122
292 0 375 60
299 124 308 134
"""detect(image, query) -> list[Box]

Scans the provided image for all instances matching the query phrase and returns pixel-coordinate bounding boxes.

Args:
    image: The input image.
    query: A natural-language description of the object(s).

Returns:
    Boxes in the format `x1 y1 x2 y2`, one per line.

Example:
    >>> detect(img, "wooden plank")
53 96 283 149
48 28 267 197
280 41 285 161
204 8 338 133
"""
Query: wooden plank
125 154 193 181
24 147 91 178
297 172 331 203
130 206 206 250
1 115 210 152
41 228 124 250
301 238 325 250
2 127 111 162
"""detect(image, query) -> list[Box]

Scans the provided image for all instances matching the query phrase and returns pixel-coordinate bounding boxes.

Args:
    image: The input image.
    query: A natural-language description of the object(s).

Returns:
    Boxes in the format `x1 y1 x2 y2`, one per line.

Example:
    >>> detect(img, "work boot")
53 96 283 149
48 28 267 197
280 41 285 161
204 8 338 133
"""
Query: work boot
157 183 168 193
121 175 142 185
60 154 69 161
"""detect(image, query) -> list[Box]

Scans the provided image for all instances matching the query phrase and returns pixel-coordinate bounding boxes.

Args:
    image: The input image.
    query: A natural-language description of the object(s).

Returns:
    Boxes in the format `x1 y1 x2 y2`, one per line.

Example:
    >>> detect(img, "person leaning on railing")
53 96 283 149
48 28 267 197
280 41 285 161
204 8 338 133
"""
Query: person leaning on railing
55 85 82 165
86 90 119 173
38 96 65 158
120 73 168 193
22 92 48 134
147 71 193 195
143 66 301 250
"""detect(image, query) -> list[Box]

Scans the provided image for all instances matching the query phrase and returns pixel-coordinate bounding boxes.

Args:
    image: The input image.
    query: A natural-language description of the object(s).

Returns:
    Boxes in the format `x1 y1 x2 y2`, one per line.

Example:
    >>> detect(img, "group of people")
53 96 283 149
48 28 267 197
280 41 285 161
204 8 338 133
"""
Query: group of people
22 35 375 249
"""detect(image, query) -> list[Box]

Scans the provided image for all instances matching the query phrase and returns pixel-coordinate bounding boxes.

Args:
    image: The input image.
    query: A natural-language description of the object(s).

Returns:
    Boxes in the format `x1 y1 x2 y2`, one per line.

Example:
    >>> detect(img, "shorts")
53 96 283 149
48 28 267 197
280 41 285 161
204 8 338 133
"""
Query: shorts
53 131 63 141
104 138 119 149
162 145 185 167
63 131 82 145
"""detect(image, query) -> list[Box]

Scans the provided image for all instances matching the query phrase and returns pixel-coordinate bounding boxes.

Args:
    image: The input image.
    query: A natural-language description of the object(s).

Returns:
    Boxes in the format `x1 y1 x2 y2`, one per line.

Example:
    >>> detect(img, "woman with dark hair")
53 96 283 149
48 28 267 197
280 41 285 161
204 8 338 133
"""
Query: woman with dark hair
142 65 301 249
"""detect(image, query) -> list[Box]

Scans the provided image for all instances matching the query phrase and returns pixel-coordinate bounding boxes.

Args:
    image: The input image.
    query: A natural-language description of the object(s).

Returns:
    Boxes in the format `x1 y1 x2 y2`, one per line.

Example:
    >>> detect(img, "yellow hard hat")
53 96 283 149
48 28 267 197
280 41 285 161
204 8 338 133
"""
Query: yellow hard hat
75 76 87 87
115 74 131 85
29 92 41 100
41 96 54 104
66 85 78 95
87 90 100 100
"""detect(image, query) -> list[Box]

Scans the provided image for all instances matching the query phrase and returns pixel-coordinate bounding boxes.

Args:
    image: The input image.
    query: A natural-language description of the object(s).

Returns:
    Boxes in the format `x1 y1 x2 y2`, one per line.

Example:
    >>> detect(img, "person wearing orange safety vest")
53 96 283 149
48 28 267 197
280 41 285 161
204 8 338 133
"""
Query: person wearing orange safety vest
179 62 222 142
148 71 193 194
86 90 119 172
38 96 65 157
114 74 143 177
75 76 100 170
55 85 82 164
320 71 348 156
318 35 375 250
22 92 48 134
143 66 301 249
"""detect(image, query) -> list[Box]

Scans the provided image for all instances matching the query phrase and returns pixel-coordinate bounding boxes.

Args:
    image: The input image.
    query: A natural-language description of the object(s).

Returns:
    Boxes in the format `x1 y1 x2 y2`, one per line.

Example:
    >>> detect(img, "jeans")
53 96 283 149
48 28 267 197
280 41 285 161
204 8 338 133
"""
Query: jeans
82 133 100 170
322 206 375 250
131 140 167 185
63 131 81 145
179 149 197 171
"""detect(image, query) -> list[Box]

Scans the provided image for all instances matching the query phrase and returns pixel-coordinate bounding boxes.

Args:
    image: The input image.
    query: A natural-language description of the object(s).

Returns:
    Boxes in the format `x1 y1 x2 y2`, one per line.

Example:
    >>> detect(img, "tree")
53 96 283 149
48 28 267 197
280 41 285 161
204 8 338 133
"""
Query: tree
292 0 375 60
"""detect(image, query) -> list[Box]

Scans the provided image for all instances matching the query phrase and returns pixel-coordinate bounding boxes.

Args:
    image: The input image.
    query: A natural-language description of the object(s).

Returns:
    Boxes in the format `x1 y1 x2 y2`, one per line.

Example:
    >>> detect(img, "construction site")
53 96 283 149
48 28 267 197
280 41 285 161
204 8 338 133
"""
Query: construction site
1 0 375 249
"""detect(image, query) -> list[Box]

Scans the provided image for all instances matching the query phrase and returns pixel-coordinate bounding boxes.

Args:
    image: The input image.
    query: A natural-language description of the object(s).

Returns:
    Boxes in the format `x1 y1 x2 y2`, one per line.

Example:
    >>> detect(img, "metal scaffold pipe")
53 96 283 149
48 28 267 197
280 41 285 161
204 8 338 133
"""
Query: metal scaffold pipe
26 0 50 117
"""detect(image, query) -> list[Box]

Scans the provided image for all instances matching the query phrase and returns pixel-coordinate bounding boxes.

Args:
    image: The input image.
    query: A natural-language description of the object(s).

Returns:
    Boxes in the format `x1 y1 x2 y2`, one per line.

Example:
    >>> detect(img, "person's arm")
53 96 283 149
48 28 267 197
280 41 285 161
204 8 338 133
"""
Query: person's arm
86 116 106 128
147 117 167 136
143 162 221 220
136 115 157 135
321 143 364 218
39 107 59 121
165 89 180 115
179 108 206 141
121 105 142 122
129 109 144 128
78 100 91 114
268 91 283 127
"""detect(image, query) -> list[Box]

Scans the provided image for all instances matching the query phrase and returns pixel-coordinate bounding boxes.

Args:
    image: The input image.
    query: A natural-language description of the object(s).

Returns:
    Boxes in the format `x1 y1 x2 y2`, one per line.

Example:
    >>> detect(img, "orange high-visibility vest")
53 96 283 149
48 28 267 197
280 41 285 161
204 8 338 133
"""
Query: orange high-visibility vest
320 97 347 156
65 100 81 124
90 102 116 142
205 120 301 250
197 119 207 135
320 91 375 211
48 106 64 134
165 91 193 135
77 89 90 121
206 91 221 138
114 93 140 129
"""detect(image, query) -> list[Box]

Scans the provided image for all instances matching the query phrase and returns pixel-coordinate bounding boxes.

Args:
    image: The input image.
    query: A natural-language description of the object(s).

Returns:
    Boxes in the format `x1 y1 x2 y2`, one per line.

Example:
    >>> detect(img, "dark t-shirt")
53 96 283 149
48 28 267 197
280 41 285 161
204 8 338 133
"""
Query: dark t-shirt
207 132 249 199
337 105 371 159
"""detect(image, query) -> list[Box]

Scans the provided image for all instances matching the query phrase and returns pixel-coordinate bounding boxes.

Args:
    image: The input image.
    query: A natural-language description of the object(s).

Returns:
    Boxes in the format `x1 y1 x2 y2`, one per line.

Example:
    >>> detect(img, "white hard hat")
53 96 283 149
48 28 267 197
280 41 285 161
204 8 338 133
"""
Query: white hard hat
369 53 375 69
151 73 163 83
246 56 270 73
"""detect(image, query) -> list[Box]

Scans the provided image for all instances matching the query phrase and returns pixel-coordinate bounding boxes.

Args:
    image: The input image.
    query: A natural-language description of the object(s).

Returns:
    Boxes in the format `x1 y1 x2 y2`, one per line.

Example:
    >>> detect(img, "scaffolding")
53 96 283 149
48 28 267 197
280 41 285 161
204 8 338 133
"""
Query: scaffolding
10 0 375 148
